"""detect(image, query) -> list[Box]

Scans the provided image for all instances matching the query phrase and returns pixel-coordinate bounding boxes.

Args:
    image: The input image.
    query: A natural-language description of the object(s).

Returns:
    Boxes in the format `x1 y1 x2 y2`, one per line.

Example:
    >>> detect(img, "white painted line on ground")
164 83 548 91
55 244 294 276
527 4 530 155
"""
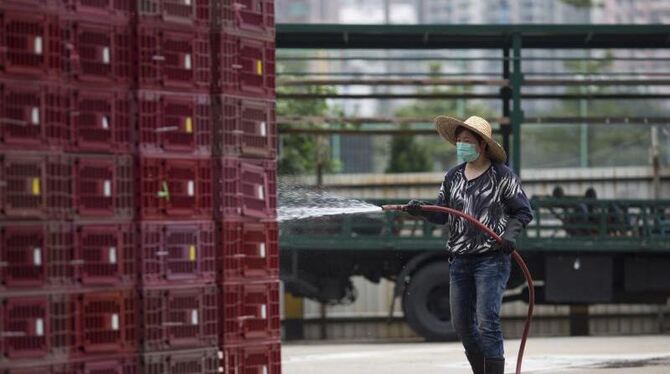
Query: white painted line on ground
439 352 670 373
283 345 462 365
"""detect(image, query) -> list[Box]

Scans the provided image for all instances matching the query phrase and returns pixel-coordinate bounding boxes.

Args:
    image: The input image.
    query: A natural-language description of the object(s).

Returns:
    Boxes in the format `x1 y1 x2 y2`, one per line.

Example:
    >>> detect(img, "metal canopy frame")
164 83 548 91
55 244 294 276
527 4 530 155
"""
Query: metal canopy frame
276 24 670 175
277 24 670 49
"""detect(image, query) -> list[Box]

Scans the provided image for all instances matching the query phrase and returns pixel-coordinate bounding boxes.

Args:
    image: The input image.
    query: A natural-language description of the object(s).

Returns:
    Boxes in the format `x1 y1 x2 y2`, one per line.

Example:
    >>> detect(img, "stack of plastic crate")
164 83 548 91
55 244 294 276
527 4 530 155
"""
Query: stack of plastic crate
135 0 219 372
1 0 139 371
212 1 280 373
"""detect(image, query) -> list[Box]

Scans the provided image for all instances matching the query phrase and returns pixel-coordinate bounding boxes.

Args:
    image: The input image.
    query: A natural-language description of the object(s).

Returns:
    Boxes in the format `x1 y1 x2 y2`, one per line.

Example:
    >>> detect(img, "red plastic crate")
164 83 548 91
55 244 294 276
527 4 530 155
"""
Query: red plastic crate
1 363 82 374
219 280 280 345
138 91 212 156
0 11 63 77
74 290 137 355
139 221 215 285
221 340 281 374
63 20 134 83
79 354 138 374
2 365 55 374
0 154 71 220
141 348 218 374
1 223 74 290
1 353 137 373
216 158 276 220
1 0 60 13
138 158 212 220
220 0 275 40
73 155 134 219
70 86 132 153
137 25 210 90
63 0 136 20
0 79 70 150
1 295 73 360
216 34 274 98
217 96 276 158
140 285 217 351
219 221 278 281
74 224 135 287
138 0 211 27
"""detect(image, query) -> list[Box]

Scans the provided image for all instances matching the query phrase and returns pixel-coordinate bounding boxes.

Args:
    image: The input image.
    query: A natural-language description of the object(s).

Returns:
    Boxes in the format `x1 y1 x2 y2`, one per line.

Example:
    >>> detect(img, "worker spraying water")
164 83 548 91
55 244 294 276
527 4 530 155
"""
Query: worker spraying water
385 115 534 374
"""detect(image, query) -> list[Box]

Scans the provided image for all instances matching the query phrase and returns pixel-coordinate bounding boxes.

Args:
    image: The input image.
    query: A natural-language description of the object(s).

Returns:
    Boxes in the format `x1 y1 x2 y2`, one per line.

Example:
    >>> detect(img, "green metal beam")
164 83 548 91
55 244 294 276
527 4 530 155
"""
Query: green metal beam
511 34 524 175
277 24 670 49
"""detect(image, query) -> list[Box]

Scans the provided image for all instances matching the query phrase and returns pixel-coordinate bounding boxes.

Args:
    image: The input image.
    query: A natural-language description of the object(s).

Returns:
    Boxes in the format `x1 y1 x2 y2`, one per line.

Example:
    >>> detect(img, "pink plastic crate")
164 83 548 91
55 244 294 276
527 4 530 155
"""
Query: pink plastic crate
138 0 211 27
0 154 71 220
219 221 278 281
70 86 132 153
138 91 212 156
74 223 135 287
216 34 274 98
1 295 73 360
72 155 134 219
216 158 276 220
0 79 70 150
141 348 218 374
140 285 218 351
138 158 212 220
1 223 74 290
221 340 281 374
217 96 276 158
64 20 134 83
139 221 215 285
74 290 137 355
137 25 210 90
0 11 63 77
220 0 275 40
219 280 280 345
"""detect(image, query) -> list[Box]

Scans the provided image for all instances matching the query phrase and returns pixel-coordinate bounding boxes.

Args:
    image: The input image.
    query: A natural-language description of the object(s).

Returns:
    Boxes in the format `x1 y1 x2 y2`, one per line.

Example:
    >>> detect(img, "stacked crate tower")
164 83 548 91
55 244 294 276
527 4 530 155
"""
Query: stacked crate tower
135 0 219 372
0 0 139 371
0 0 280 373
213 1 281 373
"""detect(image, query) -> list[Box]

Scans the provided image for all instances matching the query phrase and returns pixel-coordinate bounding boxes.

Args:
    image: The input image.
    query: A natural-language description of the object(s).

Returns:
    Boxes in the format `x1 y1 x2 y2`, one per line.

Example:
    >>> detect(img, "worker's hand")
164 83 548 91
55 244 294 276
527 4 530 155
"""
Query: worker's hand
406 200 426 217
495 238 516 254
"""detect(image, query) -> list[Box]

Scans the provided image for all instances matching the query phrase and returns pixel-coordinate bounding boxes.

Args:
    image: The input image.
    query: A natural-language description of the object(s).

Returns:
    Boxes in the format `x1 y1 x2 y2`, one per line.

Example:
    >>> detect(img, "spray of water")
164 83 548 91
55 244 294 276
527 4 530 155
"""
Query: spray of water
277 182 382 222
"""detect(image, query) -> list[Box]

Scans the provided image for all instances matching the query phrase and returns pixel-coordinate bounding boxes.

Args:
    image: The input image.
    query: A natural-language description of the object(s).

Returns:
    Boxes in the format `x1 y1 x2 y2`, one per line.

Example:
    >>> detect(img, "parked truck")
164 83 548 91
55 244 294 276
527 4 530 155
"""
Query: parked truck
279 193 670 340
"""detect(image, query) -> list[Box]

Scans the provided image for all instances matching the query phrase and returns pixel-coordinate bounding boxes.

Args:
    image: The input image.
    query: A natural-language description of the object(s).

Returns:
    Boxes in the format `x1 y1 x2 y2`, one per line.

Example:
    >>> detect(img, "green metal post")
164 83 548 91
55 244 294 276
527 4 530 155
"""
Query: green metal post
501 47 511 165
511 34 524 176
580 59 589 167
457 60 466 117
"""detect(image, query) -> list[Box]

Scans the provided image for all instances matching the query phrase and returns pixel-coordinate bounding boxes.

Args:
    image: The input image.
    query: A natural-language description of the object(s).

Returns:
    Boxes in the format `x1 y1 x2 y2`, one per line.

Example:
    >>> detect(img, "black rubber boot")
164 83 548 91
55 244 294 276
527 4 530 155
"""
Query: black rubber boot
465 351 485 374
484 357 505 374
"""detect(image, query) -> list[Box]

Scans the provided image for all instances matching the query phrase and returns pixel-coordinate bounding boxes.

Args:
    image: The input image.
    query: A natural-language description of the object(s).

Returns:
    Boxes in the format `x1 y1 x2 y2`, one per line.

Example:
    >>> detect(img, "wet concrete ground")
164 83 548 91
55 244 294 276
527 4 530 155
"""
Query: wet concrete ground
282 335 670 373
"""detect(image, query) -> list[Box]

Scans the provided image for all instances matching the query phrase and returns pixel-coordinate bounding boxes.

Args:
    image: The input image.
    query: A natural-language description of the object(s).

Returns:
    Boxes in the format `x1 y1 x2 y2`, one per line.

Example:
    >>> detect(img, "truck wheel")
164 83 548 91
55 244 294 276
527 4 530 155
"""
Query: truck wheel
402 262 456 341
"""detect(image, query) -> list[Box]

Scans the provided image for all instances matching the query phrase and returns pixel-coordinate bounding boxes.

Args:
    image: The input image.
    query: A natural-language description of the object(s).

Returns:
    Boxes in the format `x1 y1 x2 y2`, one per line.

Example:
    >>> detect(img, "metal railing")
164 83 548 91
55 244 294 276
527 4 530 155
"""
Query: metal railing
280 198 670 252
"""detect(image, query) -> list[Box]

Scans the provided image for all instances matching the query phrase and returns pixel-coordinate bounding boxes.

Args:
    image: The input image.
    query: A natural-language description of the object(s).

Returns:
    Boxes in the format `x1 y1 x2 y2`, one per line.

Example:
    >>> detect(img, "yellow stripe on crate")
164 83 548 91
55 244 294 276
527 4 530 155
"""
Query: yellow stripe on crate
32 178 41 195
185 117 193 133
189 245 197 261
256 60 263 75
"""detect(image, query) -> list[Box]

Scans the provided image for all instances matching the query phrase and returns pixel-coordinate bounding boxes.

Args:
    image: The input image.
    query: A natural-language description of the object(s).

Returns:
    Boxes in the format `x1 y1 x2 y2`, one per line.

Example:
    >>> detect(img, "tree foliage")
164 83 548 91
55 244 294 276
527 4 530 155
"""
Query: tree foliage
276 84 341 175
522 52 660 168
388 63 496 172
559 0 596 8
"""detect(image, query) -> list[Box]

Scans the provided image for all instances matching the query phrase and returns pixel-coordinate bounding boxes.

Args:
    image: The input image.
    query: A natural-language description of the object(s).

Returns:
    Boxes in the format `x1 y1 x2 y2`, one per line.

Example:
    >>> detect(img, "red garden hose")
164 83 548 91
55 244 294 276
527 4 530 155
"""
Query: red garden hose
381 204 534 374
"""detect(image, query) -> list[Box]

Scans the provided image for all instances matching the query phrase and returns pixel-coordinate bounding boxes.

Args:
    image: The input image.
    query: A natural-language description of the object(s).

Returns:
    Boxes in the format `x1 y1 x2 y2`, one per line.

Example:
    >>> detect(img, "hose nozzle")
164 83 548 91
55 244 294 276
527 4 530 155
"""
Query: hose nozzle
381 204 407 211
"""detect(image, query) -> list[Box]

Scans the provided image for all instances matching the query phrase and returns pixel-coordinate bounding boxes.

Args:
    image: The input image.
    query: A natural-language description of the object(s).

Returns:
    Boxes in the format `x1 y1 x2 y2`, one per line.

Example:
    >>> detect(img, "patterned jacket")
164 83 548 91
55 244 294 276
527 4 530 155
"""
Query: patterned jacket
426 162 533 255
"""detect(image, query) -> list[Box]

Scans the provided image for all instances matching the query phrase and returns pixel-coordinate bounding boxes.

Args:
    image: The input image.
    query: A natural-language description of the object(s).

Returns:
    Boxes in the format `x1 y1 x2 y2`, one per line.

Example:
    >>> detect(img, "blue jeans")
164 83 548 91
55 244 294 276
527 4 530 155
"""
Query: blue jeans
449 253 511 359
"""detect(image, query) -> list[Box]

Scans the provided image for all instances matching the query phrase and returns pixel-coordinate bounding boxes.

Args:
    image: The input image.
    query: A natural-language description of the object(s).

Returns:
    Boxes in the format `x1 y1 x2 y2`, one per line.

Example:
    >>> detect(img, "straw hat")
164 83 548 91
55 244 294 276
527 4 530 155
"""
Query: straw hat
434 115 507 163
